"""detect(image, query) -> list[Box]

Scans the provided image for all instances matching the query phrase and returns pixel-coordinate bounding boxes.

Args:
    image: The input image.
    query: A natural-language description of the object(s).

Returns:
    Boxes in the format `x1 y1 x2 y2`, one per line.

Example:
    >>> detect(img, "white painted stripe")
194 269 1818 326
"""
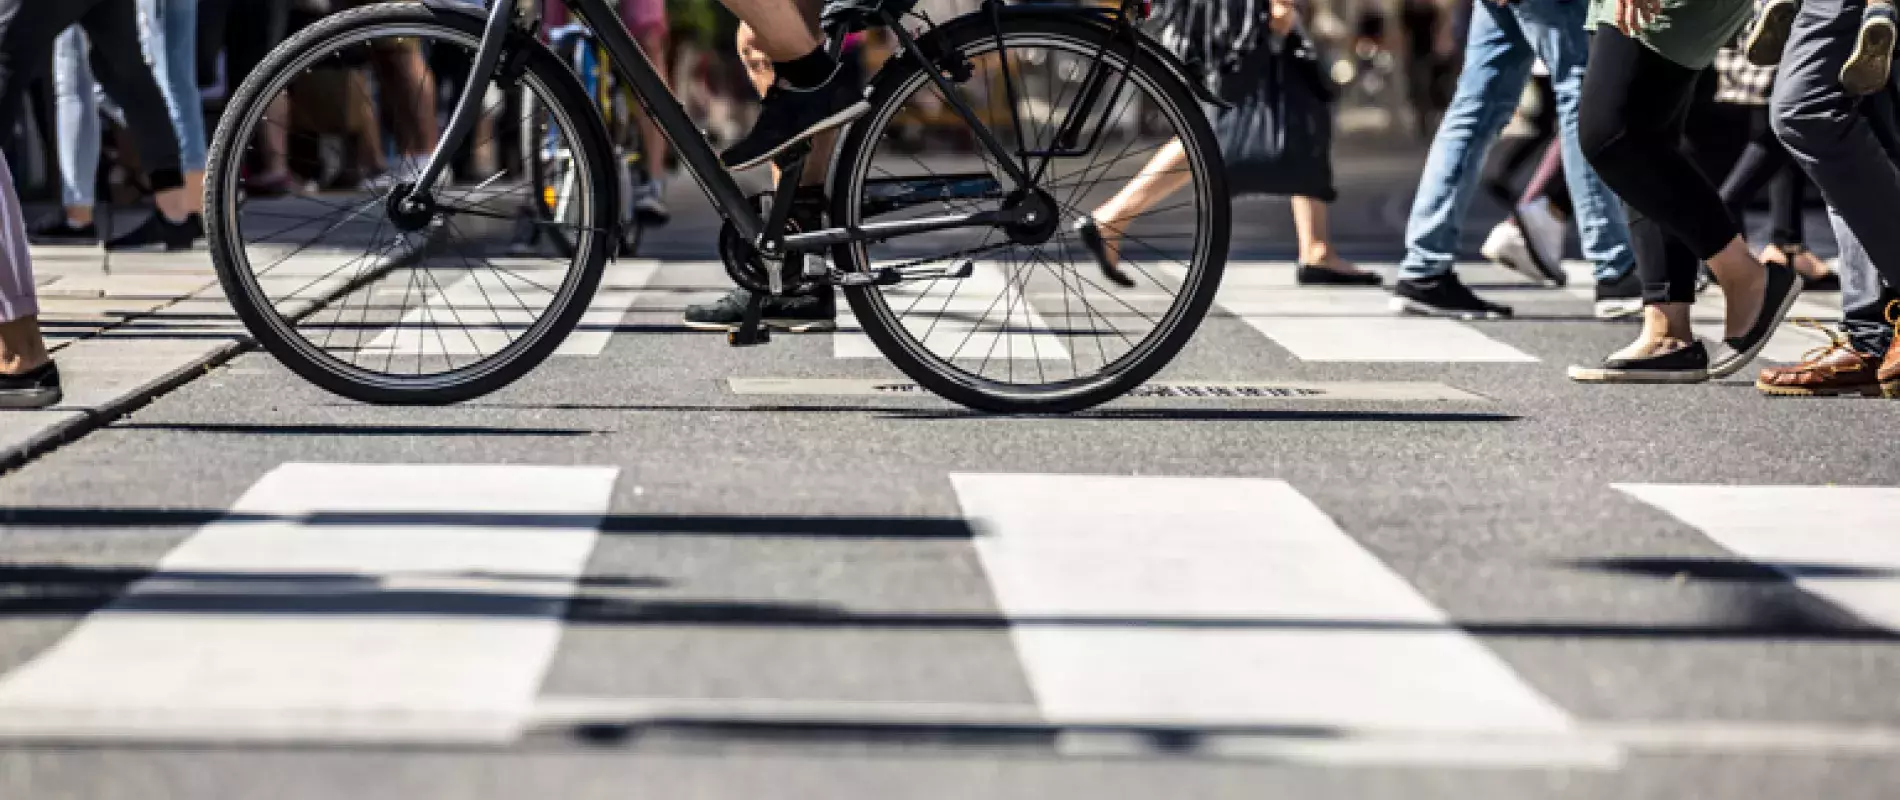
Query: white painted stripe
835 261 1071 361
348 259 656 359
1616 484 1900 631
555 259 660 355
950 473 1609 766
351 260 565 358
1162 264 1540 363
1241 316 1541 362
0 463 618 743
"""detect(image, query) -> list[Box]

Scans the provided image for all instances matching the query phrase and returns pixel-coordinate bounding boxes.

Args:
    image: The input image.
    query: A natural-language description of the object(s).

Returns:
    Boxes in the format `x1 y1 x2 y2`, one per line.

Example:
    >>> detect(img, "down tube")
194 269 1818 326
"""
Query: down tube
561 0 763 240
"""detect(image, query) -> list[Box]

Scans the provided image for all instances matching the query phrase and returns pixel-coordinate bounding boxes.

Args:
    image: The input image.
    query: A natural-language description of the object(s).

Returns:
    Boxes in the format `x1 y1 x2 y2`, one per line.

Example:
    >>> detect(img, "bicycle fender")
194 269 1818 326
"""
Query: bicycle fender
901 6 1231 111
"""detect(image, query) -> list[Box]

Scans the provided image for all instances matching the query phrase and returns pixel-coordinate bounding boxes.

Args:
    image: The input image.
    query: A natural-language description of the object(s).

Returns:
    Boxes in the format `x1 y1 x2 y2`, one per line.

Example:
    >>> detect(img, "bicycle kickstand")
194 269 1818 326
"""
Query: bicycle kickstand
729 291 771 346
729 142 816 348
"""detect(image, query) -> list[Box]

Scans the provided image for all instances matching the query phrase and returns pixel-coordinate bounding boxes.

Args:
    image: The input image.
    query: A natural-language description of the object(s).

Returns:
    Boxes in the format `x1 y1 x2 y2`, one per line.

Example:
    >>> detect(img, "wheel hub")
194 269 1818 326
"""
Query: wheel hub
385 183 438 232
1002 189 1060 246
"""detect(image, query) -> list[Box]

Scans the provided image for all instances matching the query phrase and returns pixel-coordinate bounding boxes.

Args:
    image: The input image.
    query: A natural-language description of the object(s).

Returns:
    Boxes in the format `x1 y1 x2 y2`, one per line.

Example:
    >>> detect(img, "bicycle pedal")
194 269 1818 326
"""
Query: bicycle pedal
727 326 771 346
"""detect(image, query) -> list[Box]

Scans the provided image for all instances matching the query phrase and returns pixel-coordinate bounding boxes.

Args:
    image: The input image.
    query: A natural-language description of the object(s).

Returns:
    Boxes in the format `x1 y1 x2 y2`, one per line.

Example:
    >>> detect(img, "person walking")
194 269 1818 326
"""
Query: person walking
1075 0 1385 289
1565 0 1804 383
31 0 208 250
1392 0 1638 320
1752 0 1900 390
1711 22 1837 288
0 160 62 409
2 0 199 252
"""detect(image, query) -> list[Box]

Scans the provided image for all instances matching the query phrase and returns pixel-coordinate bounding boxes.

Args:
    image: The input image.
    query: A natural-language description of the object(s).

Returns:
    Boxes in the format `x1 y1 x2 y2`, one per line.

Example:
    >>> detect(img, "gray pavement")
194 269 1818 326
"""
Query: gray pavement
0 141 1897 799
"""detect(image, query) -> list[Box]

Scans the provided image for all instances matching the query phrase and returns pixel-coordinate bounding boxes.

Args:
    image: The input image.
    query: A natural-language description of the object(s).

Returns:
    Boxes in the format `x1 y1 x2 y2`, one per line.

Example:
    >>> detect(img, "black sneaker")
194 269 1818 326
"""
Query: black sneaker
1390 272 1513 319
1843 0 1897 95
27 217 99 246
682 287 837 333
1568 339 1710 383
0 362 62 409
1709 260 1803 378
1594 268 1643 320
104 211 196 252
1743 0 1800 66
720 75 870 171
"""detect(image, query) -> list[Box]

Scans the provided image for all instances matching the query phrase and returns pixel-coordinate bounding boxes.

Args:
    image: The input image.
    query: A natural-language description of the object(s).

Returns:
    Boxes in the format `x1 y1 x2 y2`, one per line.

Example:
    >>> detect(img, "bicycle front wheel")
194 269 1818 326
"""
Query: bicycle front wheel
831 15 1229 413
206 2 616 404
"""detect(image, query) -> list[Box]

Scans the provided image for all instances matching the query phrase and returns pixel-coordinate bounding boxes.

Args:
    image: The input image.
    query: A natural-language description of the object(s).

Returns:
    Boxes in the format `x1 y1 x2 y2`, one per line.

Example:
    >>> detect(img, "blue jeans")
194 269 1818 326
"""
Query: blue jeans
53 0 203 209
1400 0 1632 282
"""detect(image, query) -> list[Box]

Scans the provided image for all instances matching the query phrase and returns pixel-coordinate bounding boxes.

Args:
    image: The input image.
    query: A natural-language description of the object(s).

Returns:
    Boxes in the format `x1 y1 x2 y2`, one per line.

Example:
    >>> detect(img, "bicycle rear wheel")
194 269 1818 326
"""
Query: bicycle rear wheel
830 15 1229 413
206 2 616 404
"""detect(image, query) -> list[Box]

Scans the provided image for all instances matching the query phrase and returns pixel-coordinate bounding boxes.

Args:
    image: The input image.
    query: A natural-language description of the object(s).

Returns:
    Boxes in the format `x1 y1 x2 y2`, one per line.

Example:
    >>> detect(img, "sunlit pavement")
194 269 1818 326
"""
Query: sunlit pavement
1 141 1897 799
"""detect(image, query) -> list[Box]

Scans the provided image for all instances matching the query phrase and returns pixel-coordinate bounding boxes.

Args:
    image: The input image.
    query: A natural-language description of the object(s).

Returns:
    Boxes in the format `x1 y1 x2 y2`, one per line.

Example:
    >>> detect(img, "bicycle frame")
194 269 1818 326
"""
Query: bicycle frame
410 0 1149 257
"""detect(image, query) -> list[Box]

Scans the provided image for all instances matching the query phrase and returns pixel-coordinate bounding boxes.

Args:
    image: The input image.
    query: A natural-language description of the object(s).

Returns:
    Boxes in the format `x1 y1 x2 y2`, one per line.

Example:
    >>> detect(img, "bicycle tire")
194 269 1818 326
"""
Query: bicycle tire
521 37 643 258
205 2 618 405
830 15 1230 414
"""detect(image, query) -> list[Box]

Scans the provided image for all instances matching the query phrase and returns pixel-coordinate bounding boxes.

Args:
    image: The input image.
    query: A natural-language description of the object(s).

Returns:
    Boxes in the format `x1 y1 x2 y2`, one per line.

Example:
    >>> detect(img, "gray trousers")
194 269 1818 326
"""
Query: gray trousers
0 0 184 192
1772 0 1900 354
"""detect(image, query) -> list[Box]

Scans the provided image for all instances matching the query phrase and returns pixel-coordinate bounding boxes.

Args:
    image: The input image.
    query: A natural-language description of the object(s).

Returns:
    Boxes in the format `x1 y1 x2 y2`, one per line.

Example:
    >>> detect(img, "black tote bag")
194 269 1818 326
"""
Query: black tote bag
1215 35 1338 201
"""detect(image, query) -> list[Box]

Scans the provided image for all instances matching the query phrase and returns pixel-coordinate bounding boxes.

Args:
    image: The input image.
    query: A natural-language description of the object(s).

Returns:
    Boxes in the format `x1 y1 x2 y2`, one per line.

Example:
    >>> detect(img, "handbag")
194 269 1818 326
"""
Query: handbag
1215 33 1338 200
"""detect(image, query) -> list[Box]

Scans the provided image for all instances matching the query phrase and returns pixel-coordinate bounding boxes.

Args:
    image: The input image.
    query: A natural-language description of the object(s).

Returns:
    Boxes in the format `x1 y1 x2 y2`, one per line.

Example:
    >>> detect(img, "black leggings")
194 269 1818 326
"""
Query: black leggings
1579 25 1739 304
0 0 184 192
1719 106 1807 249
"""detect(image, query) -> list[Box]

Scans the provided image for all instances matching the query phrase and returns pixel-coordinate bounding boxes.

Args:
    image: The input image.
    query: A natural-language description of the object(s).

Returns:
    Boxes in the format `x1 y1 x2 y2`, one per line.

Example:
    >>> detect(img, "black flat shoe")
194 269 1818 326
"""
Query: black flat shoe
1803 271 1841 292
0 362 62 409
1567 340 1710 383
1710 261 1802 378
1296 264 1382 287
1074 218 1136 288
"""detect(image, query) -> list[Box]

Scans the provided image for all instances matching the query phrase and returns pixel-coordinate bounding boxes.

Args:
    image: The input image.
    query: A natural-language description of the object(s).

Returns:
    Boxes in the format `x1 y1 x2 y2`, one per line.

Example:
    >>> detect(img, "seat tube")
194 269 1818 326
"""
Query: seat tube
411 0 517 201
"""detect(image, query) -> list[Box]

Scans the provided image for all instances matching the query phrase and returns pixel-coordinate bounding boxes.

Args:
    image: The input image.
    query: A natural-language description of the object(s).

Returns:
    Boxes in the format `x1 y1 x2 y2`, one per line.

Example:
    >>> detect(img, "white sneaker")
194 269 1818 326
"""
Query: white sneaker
1512 198 1569 286
632 179 671 224
1480 221 1536 279
361 160 453 194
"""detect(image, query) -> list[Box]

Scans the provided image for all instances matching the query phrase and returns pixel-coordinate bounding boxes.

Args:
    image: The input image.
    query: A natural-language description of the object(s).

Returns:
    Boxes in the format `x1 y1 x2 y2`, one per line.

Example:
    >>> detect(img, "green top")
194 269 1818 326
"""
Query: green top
1586 0 1754 69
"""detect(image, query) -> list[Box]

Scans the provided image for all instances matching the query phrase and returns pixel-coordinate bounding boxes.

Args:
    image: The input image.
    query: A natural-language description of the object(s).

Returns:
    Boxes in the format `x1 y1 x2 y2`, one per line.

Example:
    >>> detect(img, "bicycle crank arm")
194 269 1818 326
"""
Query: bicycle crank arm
781 209 1028 252
830 260 975 287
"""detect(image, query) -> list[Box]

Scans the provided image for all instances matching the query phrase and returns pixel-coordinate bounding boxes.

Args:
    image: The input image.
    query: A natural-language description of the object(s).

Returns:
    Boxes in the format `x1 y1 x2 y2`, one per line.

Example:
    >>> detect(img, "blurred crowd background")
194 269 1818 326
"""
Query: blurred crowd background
0 0 1466 205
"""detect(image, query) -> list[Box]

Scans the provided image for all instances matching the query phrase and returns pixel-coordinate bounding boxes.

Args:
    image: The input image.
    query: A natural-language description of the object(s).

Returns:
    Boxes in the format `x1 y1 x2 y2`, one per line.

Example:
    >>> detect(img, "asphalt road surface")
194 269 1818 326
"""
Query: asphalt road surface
1 144 1897 799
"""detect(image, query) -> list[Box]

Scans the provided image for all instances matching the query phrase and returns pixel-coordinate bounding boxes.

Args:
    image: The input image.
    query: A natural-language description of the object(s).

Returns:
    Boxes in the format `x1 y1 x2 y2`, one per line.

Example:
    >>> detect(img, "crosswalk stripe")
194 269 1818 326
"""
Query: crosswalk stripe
0 463 618 743
349 260 656 359
555 259 660 355
1184 263 1541 363
835 261 1071 361
1616 484 1900 631
949 473 1614 766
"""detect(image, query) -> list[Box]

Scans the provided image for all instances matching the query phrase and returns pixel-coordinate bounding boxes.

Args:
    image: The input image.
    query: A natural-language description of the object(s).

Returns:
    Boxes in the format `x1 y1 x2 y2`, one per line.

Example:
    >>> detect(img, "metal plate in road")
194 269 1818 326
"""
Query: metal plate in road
726 378 1491 402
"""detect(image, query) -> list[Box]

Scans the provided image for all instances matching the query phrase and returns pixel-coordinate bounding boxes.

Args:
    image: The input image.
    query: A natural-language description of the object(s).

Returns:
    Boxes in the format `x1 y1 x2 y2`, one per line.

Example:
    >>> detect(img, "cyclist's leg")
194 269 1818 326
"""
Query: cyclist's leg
735 12 836 187
717 0 867 170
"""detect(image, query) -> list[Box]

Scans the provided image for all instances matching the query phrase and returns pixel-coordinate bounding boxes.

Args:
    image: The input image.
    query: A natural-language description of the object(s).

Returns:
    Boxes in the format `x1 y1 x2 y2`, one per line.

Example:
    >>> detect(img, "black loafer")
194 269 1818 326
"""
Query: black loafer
1709 261 1802 378
1567 340 1711 383
1075 218 1136 288
1296 264 1383 287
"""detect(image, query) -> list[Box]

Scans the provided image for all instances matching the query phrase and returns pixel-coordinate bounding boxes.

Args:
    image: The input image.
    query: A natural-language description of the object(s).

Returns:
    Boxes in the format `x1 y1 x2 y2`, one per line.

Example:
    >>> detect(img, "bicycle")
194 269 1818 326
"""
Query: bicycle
515 20 653 258
204 0 1231 413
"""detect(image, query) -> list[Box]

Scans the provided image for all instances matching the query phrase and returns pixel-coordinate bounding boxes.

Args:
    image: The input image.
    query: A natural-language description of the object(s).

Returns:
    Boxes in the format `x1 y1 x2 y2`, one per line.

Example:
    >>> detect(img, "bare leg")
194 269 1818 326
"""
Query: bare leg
737 18 834 187
1290 196 1373 275
1705 236 1767 339
65 207 94 226
0 318 50 375
720 0 821 60
1086 139 1192 265
634 27 672 180
262 94 293 177
1611 303 1696 361
373 43 439 166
